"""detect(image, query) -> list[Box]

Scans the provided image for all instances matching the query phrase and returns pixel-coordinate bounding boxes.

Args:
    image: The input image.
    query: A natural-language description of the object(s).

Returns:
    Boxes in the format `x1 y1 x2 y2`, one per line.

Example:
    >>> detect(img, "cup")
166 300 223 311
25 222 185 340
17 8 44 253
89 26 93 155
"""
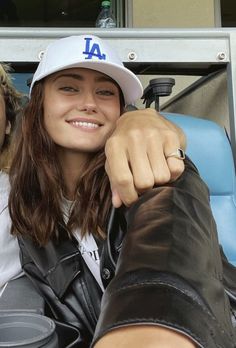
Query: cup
0 312 58 347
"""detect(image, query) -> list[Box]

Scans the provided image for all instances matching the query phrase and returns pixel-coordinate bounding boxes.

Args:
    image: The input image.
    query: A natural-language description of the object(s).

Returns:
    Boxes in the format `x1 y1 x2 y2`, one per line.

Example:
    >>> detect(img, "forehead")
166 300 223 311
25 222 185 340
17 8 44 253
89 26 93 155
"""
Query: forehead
48 67 116 83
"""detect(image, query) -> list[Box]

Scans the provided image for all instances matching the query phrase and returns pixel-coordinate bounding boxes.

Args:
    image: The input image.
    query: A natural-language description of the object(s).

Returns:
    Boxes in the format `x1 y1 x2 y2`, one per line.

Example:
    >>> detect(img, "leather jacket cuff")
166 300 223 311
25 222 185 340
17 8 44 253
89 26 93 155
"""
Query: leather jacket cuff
92 270 234 348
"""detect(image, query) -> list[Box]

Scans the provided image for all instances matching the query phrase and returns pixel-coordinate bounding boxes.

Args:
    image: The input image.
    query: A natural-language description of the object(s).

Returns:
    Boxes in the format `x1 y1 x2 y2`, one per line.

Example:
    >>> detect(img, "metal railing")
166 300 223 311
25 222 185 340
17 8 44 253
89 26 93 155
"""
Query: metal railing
0 27 236 162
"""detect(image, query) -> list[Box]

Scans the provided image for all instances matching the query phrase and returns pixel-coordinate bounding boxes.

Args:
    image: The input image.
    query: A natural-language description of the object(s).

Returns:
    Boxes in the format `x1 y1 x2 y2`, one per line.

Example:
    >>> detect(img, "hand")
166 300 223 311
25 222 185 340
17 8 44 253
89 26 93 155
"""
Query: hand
105 108 186 207
94 325 197 348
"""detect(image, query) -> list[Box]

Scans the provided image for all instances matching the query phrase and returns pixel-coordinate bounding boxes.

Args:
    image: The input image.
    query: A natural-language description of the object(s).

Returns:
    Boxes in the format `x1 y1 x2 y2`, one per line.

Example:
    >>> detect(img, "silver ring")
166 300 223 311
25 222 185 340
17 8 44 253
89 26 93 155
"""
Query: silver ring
166 148 185 160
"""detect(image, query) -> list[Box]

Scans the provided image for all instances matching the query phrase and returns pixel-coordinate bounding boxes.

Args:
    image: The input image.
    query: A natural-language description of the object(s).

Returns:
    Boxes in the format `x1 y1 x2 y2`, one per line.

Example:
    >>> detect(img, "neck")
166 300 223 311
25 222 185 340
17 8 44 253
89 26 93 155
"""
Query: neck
57 149 91 200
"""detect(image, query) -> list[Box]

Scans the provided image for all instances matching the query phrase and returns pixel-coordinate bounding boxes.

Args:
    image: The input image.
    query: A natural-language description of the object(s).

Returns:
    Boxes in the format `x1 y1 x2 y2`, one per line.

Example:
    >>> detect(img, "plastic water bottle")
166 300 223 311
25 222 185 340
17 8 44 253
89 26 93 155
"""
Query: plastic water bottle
96 1 116 28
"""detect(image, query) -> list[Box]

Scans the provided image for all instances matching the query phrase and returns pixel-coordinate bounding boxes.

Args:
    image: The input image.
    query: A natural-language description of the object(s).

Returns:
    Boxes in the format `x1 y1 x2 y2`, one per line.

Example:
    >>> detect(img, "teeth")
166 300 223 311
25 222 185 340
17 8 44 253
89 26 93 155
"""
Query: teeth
71 121 99 128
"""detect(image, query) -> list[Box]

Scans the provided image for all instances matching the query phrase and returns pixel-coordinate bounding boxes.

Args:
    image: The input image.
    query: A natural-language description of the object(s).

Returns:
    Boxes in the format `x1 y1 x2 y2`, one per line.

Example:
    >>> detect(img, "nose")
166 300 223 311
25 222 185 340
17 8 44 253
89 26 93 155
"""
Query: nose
79 91 97 114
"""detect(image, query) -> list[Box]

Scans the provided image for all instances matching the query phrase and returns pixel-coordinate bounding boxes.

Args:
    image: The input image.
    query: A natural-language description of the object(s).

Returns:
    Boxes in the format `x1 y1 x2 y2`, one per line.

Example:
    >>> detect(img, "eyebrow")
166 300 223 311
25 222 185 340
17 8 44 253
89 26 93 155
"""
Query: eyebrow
53 73 115 84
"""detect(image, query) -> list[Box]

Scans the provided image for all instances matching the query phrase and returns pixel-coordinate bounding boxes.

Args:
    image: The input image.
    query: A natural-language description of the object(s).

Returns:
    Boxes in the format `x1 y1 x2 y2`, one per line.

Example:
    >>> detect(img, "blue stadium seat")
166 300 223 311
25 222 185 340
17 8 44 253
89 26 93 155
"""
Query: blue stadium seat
163 112 236 266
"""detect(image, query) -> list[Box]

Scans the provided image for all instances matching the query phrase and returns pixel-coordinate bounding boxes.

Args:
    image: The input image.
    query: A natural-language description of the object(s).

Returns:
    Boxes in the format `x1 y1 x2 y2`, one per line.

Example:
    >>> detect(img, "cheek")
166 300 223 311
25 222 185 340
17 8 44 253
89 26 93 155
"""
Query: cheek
43 101 53 129
105 106 120 139
43 97 62 135
43 113 64 148
43 111 64 145
43 87 63 142
43 113 53 134
107 101 121 124
43 101 60 141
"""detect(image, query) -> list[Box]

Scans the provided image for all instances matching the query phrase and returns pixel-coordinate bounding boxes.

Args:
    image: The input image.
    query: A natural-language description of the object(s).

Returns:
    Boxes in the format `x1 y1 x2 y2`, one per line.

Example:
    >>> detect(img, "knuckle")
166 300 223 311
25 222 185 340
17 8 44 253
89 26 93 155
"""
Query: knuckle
126 128 143 141
123 195 138 207
122 191 138 207
169 162 185 178
116 174 134 188
154 171 171 185
145 129 159 140
135 177 155 191
146 128 178 146
163 129 179 144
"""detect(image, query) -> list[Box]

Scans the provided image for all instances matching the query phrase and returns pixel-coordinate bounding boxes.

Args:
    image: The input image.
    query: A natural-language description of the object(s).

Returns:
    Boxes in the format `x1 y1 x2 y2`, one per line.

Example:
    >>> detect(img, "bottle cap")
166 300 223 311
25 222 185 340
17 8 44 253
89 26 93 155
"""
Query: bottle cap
101 1 111 6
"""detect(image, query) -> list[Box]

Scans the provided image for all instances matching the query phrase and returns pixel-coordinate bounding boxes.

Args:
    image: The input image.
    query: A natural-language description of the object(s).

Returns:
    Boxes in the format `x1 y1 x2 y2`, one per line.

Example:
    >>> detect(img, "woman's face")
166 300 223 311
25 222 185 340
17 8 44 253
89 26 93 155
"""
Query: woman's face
43 68 121 158
0 93 10 151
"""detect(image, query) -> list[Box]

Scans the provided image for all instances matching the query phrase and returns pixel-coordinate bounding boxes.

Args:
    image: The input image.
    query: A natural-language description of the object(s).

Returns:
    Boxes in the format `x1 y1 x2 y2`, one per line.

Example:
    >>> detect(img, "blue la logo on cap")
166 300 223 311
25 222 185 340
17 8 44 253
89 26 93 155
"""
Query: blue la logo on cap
83 37 106 60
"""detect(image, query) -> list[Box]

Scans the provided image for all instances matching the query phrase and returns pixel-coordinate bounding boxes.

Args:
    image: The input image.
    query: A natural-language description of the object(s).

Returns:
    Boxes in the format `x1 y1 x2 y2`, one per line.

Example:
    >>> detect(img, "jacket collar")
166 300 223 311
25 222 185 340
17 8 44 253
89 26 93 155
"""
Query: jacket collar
20 229 82 298
20 208 126 298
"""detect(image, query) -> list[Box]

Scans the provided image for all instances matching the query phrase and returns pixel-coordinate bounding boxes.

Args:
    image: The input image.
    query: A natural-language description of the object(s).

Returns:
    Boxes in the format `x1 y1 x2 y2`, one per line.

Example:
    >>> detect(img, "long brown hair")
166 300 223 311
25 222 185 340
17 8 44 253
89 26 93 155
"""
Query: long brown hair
0 63 22 171
9 80 123 246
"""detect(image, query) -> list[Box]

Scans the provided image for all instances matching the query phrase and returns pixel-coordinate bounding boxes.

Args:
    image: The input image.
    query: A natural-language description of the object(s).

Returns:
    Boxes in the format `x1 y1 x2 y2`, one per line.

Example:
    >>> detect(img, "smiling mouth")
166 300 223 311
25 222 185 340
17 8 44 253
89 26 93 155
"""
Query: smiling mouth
70 121 101 129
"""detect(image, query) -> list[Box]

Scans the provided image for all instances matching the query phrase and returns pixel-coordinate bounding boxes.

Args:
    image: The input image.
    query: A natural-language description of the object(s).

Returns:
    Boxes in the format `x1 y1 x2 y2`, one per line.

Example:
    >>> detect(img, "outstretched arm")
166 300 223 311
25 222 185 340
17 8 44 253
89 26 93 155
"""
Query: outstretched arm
105 108 186 207
92 159 235 348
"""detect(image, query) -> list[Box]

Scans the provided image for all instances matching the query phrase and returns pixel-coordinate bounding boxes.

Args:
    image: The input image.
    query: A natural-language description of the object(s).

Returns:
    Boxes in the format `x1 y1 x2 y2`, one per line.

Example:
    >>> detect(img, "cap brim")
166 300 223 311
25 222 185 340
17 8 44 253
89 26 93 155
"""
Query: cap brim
30 60 143 105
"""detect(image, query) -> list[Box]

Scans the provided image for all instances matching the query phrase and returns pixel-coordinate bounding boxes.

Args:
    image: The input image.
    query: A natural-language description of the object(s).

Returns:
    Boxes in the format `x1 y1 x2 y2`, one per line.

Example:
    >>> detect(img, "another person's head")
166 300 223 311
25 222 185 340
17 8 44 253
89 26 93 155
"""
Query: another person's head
0 63 22 171
9 35 143 244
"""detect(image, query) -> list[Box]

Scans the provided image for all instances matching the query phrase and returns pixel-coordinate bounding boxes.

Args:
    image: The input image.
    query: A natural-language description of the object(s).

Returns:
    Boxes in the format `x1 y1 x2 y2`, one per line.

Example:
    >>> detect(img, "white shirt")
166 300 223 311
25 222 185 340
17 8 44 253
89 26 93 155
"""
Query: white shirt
0 171 23 296
61 197 104 291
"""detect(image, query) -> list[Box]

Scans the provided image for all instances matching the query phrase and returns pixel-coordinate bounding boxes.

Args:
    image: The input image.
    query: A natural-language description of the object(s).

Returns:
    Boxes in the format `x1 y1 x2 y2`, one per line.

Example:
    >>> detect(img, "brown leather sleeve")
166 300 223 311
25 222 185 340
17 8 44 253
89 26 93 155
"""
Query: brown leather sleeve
93 158 236 348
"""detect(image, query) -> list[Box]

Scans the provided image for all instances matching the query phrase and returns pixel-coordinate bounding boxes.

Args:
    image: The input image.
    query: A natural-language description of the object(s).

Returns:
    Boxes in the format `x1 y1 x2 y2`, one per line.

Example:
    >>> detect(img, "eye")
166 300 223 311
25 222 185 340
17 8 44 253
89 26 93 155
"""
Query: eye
97 89 115 96
59 86 79 92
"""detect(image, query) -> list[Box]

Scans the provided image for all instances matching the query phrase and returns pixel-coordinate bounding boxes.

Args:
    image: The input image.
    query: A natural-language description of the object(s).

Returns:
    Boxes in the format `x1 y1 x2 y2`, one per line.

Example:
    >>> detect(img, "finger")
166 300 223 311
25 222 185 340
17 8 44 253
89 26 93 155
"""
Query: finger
145 136 172 185
166 157 185 181
161 130 185 181
105 162 123 207
111 188 123 208
105 155 138 207
148 150 171 184
127 143 155 193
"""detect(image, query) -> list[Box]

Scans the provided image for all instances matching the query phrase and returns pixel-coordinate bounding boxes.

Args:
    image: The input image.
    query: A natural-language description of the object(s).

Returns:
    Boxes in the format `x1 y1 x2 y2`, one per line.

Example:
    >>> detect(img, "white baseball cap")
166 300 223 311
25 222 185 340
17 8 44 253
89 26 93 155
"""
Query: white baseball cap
30 35 143 105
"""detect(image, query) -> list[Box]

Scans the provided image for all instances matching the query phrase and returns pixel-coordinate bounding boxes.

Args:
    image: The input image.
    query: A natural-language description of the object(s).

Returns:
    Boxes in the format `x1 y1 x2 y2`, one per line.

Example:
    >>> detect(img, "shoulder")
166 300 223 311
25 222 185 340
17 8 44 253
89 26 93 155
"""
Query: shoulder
0 172 17 249
0 171 10 192
0 171 10 215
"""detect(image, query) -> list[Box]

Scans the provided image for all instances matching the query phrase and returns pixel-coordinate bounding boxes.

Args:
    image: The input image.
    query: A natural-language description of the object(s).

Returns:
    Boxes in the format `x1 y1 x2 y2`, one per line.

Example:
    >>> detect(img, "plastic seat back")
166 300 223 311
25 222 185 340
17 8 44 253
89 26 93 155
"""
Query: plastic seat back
163 112 236 265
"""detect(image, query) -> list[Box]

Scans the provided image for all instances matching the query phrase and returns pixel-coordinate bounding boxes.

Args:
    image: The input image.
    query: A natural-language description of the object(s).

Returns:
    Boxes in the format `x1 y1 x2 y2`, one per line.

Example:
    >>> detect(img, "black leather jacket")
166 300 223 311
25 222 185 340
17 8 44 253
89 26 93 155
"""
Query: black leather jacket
18 158 236 348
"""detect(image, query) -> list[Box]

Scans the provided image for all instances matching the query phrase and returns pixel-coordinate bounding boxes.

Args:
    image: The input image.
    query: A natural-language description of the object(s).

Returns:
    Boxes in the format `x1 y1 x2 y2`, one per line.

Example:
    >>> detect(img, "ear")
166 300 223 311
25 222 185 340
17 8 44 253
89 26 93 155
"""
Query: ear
5 120 11 135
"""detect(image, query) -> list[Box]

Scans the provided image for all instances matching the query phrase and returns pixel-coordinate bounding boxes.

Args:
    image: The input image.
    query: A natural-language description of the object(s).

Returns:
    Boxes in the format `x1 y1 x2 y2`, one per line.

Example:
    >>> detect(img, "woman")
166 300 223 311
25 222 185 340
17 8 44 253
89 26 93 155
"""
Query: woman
0 63 23 296
9 35 236 347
